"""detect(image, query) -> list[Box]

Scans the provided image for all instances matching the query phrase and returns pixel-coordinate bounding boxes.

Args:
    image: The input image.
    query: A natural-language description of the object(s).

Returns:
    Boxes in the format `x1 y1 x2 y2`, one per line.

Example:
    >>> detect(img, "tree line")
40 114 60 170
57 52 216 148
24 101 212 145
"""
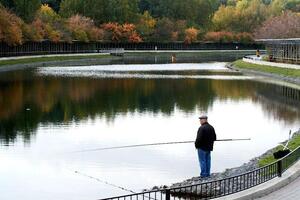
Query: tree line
0 0 299 46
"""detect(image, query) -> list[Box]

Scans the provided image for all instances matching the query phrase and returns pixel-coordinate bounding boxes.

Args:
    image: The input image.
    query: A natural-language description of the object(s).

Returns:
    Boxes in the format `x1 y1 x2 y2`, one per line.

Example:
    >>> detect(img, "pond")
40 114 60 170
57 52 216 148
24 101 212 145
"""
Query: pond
0 53 300 200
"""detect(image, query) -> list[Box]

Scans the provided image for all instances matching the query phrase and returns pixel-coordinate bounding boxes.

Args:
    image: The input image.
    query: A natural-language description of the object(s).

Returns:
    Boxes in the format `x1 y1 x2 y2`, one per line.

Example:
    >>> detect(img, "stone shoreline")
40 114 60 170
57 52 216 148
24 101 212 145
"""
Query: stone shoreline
149 129 300 192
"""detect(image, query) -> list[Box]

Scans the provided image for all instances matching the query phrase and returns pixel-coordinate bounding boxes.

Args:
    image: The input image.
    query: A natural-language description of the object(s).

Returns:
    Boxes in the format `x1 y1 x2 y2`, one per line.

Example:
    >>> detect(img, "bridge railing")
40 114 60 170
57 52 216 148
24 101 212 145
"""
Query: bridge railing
100 145 300 200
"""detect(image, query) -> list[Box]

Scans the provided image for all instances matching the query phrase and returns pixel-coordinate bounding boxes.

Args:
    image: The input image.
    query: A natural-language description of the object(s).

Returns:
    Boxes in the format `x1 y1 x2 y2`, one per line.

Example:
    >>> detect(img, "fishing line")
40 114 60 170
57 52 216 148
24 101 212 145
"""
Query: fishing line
72 170 158 200
71 169 137 194
71 138 251 153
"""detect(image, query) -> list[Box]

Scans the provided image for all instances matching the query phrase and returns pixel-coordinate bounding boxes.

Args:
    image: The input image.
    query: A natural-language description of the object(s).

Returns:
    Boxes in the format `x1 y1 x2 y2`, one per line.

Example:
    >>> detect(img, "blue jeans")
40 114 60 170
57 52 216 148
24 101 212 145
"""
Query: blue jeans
197 149 211 177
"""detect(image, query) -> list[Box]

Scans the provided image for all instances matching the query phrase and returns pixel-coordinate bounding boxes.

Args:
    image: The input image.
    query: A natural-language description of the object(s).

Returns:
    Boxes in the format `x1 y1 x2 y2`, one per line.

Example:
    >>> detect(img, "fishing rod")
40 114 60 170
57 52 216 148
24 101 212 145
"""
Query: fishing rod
71 138 251 153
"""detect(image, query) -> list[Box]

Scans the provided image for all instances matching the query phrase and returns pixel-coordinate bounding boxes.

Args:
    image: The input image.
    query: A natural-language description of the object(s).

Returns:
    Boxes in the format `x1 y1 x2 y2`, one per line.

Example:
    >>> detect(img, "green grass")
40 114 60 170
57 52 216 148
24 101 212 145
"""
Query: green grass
0 54 113 67
233 60 300 78
258 134 300 167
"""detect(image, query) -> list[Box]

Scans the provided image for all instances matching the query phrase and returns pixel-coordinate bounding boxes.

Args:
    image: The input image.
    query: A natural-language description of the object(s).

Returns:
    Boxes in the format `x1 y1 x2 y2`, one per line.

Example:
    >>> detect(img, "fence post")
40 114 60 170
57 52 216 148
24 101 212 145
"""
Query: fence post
277 160 282 177
165 188 171 200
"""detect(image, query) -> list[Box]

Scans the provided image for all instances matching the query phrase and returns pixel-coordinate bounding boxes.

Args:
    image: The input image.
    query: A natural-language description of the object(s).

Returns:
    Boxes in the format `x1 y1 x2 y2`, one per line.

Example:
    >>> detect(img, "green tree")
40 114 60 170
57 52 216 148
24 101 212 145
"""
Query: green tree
60 0 139 24
154 17 174 41
213 0 268 32
136 11 156 41
59 0 83 18
13 0 41 22
0 0 16 9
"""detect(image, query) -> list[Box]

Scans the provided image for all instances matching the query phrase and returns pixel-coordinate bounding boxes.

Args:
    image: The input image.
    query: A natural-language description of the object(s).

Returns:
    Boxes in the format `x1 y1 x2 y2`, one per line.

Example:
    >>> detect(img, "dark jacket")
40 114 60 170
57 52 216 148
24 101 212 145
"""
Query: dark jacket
195 122 216 151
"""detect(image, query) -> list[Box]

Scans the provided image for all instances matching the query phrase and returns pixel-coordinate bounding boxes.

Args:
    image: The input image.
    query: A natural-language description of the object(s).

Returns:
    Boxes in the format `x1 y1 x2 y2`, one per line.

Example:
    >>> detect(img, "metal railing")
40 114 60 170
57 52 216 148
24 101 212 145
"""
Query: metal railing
0 41 264 57
100 145 300 200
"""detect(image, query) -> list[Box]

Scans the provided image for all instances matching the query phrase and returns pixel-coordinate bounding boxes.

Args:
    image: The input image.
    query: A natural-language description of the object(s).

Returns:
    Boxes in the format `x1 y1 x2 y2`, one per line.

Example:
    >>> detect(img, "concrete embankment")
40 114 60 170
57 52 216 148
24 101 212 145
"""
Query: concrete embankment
0 53 120 73
227 61 300 85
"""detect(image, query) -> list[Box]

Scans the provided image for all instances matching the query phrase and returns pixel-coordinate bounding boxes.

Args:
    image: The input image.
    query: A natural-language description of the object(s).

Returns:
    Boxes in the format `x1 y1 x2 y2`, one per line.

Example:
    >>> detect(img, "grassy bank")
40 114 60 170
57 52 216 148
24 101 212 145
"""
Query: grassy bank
0 54 113 67
233 60 300 78
259 133 300 167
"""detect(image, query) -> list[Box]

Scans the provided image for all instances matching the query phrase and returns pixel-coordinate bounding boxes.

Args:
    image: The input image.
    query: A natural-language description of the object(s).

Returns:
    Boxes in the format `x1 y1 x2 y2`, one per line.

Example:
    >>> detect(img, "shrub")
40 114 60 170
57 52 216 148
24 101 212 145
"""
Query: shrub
235 32 253 43
184 27 199 44
204 31 235 43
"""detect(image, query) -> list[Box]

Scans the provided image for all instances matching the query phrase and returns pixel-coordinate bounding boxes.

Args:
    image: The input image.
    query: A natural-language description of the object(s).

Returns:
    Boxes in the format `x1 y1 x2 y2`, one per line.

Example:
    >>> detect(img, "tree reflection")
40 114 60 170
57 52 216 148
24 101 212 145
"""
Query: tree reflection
0 70 299 144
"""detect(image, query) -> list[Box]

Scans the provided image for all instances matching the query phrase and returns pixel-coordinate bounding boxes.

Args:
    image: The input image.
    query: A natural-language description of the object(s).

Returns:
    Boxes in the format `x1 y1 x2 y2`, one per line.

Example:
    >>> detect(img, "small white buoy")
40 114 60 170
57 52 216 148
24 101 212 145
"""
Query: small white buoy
26 108 30 111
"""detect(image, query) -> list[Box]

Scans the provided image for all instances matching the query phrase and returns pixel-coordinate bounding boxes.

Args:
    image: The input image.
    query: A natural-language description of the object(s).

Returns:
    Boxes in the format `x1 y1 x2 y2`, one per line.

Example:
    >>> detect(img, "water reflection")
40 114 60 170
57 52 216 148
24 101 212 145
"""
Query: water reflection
0 67 299 144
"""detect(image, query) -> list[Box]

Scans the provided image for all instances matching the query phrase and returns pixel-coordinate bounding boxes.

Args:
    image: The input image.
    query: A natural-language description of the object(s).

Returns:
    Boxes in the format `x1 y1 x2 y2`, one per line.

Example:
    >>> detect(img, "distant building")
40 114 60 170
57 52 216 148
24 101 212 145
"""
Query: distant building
257 38 300 64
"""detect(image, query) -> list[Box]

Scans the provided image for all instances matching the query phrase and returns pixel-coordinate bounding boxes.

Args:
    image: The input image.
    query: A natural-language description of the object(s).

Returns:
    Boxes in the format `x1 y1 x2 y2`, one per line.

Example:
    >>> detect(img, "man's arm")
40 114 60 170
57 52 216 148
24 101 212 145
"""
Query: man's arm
195 127 202 148
213 127 216 141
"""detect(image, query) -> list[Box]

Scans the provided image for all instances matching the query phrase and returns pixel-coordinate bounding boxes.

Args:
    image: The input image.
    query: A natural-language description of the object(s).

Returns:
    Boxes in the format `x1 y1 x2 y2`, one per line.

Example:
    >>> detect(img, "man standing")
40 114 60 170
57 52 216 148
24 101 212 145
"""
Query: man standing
195 115 216 178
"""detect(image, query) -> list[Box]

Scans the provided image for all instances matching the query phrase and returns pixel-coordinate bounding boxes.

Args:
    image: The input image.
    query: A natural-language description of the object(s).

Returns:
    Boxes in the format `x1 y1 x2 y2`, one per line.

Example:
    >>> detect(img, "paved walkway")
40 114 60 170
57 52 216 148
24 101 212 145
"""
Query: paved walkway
215 160 300 200
256 176 300 200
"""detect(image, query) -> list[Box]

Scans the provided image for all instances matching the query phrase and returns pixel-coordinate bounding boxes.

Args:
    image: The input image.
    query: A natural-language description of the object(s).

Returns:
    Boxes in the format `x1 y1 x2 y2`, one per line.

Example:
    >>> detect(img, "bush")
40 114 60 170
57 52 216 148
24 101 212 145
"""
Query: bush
235 32 253 43
204 31 234 43
88 27 104 41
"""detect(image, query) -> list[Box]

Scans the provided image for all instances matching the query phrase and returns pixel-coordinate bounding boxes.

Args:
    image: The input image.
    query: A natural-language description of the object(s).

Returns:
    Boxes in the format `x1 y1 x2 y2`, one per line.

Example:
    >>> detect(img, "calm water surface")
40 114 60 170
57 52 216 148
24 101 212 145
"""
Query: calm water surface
0 55 300 199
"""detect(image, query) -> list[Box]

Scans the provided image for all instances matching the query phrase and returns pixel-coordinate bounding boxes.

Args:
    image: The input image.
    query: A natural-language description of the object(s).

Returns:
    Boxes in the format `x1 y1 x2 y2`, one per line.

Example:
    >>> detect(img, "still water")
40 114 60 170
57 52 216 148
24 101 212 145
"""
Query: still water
0 54 300 200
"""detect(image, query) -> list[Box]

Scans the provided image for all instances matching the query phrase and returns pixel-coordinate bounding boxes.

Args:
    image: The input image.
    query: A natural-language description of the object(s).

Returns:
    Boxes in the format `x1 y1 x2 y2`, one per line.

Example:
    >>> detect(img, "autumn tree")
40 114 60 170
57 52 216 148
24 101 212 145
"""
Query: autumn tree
32 4 65 42
67 14 104 42
0 5 23 45
102 22 142 43
254 11 300 39
184 27 199 44
122 23 142 43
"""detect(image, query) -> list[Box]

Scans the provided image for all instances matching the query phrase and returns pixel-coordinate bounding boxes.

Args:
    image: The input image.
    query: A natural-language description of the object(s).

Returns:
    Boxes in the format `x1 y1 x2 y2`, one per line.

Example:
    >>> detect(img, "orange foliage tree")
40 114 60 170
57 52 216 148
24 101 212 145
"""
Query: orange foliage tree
184 27 199 44
204 31 235 43
0 6 23 46
102 22 142 43
204 31 253 43
67 14 93 42
30 4 63 42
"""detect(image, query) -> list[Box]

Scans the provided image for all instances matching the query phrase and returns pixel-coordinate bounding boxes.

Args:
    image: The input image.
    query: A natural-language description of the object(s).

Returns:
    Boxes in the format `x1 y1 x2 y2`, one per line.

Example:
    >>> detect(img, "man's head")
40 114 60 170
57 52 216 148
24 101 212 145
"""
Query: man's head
199 115 208 125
